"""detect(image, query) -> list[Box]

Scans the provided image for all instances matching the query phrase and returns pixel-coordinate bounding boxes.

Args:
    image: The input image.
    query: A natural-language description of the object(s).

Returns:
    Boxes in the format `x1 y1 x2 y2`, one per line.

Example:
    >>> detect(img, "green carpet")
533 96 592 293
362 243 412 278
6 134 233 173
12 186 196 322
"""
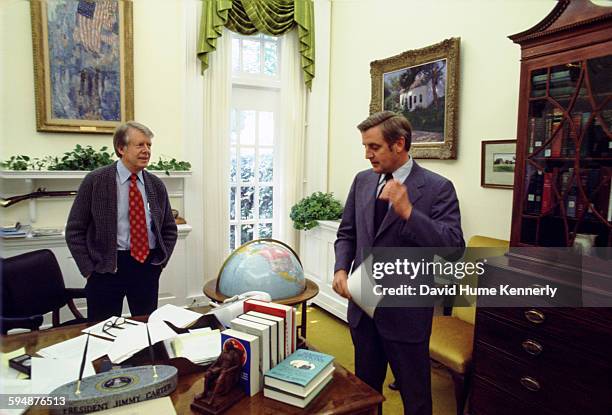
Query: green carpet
299 305 456 415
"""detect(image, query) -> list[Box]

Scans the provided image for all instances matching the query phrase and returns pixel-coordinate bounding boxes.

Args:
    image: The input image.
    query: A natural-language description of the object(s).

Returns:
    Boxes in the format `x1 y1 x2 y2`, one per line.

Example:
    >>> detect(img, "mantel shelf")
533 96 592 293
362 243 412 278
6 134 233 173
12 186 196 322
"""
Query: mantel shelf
1 170 191 224
0 170 192 179
1 224 192 250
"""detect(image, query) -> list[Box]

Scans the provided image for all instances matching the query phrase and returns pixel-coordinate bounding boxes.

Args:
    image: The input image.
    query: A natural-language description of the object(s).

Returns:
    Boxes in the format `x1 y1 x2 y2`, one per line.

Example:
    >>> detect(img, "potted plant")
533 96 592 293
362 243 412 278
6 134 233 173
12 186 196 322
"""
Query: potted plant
290 192 343 230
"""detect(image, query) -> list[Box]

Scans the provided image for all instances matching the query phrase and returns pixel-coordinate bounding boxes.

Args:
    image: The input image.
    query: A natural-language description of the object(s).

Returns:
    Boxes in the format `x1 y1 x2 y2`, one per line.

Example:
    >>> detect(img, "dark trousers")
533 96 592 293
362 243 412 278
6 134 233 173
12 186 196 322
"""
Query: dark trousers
350 315 432 415
86 250 162 322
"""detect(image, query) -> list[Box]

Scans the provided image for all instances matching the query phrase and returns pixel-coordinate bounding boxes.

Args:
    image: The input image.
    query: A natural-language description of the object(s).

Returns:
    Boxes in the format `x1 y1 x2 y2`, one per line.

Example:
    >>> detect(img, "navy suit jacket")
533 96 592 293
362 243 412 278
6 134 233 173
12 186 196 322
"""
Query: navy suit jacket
334 161 464 343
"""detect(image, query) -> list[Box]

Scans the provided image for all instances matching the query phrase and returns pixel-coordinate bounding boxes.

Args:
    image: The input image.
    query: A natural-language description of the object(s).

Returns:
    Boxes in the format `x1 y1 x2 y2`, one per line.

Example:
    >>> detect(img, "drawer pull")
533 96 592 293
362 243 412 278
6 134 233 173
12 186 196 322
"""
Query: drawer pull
524 309 545 324
520 376 541 392
521 339 543 356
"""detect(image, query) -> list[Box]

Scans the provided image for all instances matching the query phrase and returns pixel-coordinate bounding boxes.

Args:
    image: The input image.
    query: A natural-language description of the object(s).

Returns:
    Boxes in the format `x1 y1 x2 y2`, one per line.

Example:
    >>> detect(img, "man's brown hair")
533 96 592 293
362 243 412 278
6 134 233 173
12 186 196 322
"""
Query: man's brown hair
357 111 412 152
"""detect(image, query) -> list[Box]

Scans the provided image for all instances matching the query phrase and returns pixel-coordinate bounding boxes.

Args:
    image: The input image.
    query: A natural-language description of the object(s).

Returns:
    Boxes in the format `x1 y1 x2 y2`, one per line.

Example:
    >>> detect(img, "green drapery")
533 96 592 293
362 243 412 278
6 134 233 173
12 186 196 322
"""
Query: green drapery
197 0 315 89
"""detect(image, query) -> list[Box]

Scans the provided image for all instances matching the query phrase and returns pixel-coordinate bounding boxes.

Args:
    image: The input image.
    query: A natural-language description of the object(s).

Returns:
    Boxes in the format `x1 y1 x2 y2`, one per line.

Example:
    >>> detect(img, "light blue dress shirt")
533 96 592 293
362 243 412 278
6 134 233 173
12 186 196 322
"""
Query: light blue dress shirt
116 160 157 250
376 156 414 207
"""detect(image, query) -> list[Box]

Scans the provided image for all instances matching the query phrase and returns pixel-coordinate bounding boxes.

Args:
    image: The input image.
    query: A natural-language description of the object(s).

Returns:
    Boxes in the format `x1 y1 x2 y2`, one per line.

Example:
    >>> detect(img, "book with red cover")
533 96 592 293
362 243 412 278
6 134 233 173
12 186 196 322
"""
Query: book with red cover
243 299 296 356
541 172 554 214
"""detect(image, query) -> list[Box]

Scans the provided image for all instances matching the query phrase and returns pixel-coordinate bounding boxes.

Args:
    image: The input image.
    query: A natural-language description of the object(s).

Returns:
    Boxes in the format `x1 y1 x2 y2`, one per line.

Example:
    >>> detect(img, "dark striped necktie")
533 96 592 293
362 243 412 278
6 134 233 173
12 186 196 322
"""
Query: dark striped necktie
374 173 393 234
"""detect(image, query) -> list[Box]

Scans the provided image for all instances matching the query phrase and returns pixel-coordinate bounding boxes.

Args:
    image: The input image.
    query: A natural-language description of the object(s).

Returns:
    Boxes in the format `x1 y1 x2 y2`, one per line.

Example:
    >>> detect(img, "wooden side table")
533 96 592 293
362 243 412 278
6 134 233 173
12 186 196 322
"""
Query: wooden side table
203 278 319 338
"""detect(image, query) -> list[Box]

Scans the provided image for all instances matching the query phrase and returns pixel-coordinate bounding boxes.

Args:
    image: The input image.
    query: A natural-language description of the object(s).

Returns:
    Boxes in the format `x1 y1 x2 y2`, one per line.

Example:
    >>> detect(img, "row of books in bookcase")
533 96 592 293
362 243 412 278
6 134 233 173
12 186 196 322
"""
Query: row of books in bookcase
524 166 612 223
527 108 611 159
222 299 335 408
530 68 582 99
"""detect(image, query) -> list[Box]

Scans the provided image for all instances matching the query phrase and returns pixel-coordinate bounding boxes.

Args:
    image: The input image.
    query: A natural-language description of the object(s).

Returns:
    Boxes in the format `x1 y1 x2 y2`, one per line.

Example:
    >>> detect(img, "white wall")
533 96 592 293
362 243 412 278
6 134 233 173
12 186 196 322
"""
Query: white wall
1 0 187 226
327 0 556 242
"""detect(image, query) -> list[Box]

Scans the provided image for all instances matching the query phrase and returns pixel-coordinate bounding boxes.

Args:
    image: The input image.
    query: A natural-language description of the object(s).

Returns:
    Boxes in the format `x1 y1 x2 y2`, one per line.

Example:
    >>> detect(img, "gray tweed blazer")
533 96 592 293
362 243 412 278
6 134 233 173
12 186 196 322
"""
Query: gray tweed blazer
65 162 178 277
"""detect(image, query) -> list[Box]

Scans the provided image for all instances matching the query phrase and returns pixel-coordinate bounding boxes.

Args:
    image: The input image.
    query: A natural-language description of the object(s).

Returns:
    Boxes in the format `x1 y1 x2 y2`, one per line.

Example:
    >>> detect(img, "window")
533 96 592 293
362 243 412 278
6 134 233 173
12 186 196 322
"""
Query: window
229 33 281 252
232 33 280 81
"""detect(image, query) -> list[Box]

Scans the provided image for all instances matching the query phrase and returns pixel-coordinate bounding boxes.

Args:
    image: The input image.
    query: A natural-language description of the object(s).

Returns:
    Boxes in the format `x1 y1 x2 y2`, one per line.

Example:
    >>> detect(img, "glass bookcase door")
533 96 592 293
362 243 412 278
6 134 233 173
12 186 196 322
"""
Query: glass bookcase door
520 55 612 247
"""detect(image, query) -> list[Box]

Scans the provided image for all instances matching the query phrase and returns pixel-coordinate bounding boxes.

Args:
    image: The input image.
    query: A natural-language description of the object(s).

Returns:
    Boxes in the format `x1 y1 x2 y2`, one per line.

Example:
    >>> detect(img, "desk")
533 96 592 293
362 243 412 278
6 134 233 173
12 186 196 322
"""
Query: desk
1 320 383 414
203 278 319 338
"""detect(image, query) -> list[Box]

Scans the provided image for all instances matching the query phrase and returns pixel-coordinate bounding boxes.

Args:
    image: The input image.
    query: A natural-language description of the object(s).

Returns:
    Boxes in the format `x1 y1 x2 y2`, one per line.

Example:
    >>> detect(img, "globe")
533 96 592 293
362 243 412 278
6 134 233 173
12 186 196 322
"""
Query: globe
218 239 306 300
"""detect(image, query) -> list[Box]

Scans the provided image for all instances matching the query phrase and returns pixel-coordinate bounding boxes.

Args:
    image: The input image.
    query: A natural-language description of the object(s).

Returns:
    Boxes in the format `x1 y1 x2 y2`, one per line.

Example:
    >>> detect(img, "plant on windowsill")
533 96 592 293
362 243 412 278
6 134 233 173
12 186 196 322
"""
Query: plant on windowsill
290 192 343 231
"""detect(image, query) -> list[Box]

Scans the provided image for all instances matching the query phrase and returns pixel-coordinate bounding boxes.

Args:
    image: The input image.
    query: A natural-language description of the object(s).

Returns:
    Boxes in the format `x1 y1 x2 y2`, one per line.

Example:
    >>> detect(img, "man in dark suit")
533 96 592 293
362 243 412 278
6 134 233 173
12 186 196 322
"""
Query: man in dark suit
333 111 464 415
66 121 177 322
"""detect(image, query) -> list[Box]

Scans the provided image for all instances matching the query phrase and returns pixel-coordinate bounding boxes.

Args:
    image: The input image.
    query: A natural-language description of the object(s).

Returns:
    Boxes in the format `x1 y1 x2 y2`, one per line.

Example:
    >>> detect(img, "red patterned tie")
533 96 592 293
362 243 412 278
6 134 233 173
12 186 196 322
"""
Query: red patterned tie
129 174 149 263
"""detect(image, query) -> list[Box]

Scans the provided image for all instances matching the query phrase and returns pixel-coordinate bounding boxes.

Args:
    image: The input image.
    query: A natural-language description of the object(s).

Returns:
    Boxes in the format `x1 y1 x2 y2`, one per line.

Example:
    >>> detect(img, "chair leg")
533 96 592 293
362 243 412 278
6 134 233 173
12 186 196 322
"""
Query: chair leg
52 309 60 327
450 370 468 415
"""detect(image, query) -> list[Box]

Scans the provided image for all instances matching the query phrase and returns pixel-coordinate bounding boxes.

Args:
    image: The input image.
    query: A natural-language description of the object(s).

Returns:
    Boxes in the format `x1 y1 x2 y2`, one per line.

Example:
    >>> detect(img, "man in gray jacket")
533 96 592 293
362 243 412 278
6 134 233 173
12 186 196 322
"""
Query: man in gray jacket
66 121 177 322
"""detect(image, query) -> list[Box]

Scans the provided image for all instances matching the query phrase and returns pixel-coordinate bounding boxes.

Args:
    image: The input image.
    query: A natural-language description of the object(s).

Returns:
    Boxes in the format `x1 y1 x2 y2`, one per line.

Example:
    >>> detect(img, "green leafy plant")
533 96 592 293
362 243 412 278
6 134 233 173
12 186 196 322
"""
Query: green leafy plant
148 157 192 175
290 192 343 230
1 146 192 173
47 145 114 170
1 155 31 170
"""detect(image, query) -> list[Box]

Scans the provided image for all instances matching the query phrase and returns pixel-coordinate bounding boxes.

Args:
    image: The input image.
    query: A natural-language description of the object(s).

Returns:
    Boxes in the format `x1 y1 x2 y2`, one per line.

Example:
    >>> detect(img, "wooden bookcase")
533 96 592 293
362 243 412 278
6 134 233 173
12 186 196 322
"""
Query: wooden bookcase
469 2 612 415
509 0 612 248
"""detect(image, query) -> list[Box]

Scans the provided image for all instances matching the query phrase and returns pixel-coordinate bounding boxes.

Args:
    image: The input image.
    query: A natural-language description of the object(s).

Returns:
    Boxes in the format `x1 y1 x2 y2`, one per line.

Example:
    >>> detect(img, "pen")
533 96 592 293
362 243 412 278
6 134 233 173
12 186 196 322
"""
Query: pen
75 332 90 395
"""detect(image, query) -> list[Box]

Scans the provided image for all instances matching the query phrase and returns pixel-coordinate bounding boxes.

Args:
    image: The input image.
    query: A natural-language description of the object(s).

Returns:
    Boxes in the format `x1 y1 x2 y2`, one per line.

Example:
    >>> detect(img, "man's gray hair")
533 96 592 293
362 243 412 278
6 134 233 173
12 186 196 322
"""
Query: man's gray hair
112 121 154 157
357 111 412 152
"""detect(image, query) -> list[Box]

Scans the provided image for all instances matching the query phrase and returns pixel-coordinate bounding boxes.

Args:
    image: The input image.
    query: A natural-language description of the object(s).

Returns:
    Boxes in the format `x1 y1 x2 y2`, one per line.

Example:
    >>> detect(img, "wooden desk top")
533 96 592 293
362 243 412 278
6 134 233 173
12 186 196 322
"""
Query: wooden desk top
2 318 382 414
203 278 320 307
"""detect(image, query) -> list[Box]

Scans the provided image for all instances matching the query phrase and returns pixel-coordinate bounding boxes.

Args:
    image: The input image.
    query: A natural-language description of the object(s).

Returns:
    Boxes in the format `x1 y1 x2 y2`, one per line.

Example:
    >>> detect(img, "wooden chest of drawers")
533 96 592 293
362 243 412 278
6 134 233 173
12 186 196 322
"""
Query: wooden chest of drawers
470 256 612 415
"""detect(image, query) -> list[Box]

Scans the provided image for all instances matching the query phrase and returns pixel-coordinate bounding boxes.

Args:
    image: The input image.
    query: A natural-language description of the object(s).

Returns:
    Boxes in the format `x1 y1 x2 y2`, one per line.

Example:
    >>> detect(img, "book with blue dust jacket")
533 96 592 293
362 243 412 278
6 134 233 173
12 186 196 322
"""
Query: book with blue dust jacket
264 349 334 395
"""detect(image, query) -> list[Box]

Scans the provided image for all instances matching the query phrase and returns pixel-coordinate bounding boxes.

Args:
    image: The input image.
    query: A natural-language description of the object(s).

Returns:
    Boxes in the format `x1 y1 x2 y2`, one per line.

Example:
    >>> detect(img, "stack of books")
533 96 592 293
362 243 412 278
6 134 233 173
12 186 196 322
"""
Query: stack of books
218 299 298 397
263 349 334 408
0 223 27 238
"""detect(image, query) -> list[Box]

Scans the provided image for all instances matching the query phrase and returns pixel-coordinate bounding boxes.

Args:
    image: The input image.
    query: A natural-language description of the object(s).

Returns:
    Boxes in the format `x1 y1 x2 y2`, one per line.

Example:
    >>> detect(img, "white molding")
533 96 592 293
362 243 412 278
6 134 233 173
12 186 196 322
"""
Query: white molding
0 224 192 249
304 0 332 195
300 220 347 322
317 219 340 231
182 0 206 301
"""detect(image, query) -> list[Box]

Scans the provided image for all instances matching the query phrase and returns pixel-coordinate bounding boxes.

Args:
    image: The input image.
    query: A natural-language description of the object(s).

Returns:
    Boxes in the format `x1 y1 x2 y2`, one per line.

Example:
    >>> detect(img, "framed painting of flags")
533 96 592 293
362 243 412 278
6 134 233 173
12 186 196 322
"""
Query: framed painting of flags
30 0 133 133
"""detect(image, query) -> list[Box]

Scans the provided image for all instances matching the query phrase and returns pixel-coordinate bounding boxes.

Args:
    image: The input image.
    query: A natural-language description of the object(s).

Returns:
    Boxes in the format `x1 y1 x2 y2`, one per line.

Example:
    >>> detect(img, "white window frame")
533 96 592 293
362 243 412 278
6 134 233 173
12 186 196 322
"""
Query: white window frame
229 33 281 252
232 33 281 89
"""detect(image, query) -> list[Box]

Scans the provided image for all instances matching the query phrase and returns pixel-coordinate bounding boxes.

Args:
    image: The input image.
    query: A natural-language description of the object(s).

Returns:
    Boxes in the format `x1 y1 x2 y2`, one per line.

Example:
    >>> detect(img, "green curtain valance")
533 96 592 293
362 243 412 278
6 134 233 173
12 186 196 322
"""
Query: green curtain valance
197 0 315 89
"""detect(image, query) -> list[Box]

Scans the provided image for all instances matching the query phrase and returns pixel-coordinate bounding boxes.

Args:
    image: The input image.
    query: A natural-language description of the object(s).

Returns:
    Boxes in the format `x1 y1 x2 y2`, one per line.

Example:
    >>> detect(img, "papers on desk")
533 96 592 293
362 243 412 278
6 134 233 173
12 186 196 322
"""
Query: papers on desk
104 305 205 364
149 304 203 328
31 357 95 394
38 334 112 361
169 328 221 364
107 319 176 363
82 316 144 341
347 258 381 319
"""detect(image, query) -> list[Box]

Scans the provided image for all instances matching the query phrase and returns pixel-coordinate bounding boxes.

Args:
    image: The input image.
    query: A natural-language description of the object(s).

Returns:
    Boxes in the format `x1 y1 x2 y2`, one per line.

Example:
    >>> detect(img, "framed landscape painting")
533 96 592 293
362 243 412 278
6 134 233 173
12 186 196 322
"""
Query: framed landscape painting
30 0 133 133
370 38 460 159
481 140 517 189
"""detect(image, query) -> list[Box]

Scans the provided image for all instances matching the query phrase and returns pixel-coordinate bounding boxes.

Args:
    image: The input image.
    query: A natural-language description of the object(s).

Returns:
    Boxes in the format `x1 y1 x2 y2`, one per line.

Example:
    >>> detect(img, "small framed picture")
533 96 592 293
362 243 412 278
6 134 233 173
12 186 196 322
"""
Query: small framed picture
481 140 517 189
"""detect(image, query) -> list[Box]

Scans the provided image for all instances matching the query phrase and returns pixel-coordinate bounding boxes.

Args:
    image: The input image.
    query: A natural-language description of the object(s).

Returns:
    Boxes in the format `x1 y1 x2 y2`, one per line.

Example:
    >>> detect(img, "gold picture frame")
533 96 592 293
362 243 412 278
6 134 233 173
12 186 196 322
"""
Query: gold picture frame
30 0 134 134
369 38 460 159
